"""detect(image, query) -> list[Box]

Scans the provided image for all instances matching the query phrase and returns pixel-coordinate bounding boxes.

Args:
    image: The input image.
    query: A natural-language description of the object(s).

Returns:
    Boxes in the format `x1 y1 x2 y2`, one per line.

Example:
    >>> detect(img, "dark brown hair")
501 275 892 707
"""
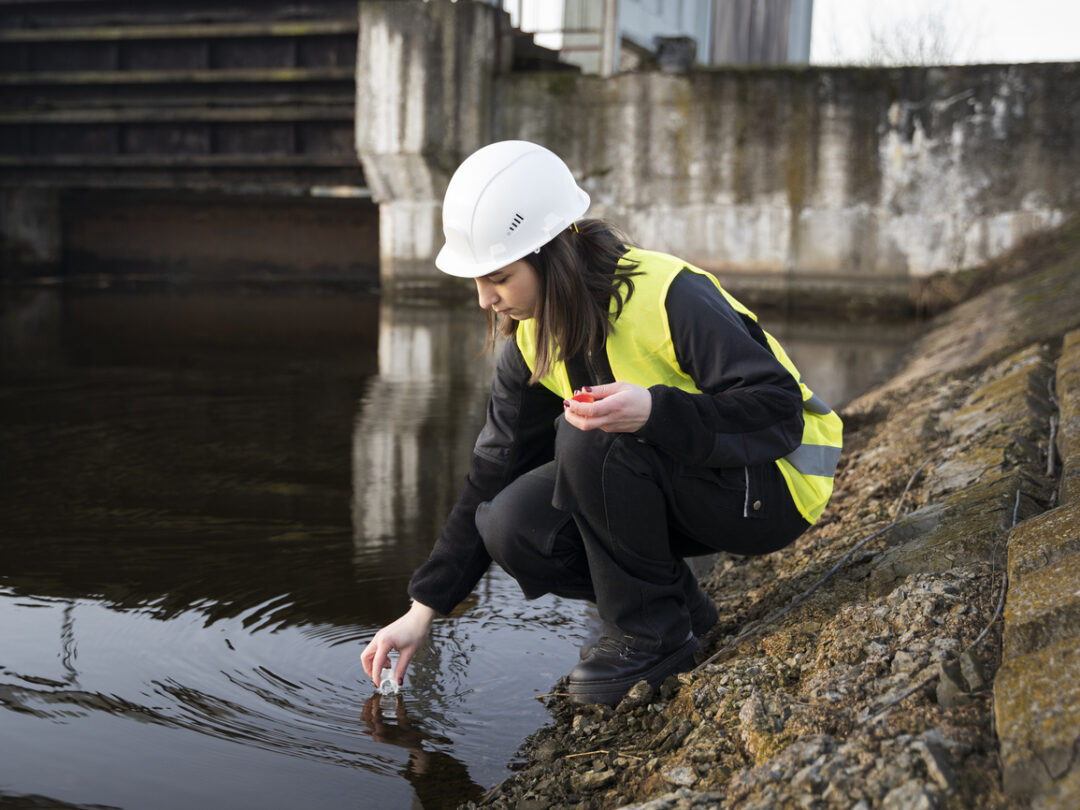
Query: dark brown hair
486 218 640 384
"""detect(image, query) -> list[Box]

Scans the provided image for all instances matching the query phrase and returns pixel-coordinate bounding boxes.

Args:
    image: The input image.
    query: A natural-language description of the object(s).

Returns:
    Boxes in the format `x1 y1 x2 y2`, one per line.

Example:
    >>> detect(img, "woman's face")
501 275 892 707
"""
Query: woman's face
474 259 540 320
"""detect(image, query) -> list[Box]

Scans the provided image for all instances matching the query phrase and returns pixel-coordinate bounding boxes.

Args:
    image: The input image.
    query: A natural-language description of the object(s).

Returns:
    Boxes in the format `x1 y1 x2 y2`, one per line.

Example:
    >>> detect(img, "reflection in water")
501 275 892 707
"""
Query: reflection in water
351 301 496 556
764 313 913 411
0 285 911 810
362 695 485 808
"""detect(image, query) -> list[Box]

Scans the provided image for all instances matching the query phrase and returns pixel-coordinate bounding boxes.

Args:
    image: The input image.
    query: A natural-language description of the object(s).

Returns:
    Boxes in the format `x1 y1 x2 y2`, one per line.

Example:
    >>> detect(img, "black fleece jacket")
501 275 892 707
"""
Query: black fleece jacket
407 268 805 615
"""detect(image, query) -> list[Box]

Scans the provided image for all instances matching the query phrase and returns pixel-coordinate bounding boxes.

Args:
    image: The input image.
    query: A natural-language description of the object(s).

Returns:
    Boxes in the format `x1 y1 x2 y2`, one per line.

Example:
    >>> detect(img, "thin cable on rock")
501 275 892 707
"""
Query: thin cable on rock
860 488 1020 726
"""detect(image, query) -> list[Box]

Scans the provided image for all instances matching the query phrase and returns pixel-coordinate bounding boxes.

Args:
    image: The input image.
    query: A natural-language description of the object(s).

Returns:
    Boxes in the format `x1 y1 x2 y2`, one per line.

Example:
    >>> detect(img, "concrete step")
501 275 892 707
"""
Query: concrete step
1002 545 1080 659
995 635 1080 797
0 154 359 168
1008 500 1080 581
994 339 1080 803
0 104 353 124
1056 329 1080 504
0 20 357 43
0 67 354 85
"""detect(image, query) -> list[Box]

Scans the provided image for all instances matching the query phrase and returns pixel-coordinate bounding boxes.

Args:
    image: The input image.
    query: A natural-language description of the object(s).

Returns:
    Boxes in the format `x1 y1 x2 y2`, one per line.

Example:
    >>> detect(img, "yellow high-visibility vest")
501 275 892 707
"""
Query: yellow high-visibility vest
515 247 843 524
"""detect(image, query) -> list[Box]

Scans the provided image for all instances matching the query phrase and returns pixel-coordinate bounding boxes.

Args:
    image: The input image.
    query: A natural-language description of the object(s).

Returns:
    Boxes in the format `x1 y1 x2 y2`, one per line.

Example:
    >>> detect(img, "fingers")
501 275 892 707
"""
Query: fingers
565 388 620 428
564 383 650 433
360 638 376 679
394 648 415 686
584 382 623 398
362 635 392 684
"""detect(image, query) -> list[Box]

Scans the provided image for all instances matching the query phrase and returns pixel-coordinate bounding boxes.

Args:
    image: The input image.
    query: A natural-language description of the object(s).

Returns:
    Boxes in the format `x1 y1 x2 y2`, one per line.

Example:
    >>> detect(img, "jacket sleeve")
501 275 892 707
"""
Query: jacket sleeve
407 338 564 615
634 268 805 468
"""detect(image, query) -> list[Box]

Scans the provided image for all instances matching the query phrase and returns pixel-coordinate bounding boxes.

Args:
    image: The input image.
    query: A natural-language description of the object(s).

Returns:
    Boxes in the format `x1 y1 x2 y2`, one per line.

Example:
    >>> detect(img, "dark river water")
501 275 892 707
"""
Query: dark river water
0 284 911 810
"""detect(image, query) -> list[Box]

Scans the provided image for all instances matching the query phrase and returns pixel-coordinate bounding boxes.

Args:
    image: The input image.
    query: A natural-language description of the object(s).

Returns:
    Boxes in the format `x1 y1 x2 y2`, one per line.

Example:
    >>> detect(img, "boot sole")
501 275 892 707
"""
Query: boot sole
567 638 698 706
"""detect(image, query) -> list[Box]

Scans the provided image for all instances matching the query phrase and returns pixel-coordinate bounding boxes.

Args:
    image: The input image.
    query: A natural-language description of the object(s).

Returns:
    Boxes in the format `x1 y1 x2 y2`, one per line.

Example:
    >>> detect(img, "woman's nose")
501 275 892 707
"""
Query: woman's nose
475 280 497 310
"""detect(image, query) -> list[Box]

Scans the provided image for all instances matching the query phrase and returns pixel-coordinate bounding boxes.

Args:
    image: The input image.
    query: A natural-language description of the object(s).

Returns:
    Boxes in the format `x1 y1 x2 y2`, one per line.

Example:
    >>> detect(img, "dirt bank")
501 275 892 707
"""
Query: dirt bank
466 217 1080 810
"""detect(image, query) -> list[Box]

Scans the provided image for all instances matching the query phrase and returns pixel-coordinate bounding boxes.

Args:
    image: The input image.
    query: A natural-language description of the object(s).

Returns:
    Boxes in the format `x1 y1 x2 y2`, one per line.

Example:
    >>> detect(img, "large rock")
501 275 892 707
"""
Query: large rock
995 636 1080 796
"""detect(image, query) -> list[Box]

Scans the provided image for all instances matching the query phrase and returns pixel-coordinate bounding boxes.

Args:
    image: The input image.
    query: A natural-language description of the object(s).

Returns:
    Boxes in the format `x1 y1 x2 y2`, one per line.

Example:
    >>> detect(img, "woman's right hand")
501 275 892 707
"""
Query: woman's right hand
361 600 437 688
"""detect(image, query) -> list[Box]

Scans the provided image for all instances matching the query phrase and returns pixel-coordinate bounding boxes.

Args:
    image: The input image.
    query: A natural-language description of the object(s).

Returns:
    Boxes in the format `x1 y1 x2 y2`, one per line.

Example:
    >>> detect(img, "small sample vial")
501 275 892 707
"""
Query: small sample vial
378 667 399 695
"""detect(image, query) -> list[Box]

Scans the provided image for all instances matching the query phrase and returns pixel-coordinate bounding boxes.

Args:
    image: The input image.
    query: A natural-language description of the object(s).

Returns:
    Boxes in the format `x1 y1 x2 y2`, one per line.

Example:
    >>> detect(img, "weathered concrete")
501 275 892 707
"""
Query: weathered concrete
495 65 1079 297
1058 330 1080 505
1 0 365 277
60 190 379 282
354 0 507 293
993 316 1080 806
995 637 1080 796
1002 549 1080 659
1008 502 1080 581
353 5 1080 296
1034 769 1080 810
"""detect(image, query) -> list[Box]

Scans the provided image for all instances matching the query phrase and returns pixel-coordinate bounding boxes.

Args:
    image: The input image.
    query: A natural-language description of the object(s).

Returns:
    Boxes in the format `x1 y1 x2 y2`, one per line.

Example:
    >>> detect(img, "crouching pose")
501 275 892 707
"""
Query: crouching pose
362 141 842 705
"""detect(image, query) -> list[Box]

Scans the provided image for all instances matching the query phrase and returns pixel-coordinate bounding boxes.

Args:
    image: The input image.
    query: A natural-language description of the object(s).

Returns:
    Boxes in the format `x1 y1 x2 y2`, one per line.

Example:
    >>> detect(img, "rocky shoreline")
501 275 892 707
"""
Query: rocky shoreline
465 218 1080 810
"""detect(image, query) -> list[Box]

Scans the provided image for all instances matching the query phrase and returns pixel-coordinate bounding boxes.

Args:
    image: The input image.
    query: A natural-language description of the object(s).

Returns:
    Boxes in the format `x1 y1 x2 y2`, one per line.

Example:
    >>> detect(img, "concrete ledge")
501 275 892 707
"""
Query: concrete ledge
929 345 1055 497
995 636 1080 796
0 20 357 42
1002 552 1080 659
867 474 1043 596
1057 330 1080 505
1062 460 1080 506
1008 502 1080 581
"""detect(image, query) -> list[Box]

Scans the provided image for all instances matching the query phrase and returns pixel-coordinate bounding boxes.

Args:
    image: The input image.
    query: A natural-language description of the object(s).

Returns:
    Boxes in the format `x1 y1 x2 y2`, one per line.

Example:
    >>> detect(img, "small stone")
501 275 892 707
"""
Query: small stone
891 650 921 673
571 714 597 735
959 650 988 691
535 739 561 763
614 681 648 712
570 769 616 792
936 659 971 708
882 779 936 810
914 738 956 792
660 675 680 700
663 766 696 787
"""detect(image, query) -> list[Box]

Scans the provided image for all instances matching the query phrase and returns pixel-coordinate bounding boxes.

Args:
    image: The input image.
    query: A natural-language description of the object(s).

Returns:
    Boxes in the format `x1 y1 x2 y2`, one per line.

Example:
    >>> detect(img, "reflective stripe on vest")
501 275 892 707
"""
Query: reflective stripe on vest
515 246 843 524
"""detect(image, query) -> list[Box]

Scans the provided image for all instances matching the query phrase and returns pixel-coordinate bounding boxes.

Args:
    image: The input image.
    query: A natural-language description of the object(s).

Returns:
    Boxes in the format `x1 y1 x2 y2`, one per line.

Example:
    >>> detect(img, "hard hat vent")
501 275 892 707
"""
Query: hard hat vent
506 213 524 236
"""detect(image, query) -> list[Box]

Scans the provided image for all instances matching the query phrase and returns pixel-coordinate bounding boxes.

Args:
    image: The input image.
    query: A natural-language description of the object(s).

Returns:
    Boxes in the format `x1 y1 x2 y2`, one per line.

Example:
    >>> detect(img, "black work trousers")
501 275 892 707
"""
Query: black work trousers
474 417 810 653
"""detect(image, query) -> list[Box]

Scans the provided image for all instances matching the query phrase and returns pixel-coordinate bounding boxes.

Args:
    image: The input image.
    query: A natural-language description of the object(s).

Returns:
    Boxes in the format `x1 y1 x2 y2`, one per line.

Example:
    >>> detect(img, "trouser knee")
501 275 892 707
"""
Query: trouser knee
553 420 655 514
475 496 523 572
474 464 567 584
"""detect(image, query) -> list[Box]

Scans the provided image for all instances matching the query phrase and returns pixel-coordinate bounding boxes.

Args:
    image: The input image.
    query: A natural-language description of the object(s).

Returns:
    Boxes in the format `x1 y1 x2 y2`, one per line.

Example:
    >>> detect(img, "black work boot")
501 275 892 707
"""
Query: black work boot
567 634 699 705
690 597 718 637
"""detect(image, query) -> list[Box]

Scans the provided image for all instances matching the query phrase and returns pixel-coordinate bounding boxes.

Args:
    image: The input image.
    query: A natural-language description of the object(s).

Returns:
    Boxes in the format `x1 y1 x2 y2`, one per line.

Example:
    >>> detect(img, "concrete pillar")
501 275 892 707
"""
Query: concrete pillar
355 0 509 294
0 188 62 271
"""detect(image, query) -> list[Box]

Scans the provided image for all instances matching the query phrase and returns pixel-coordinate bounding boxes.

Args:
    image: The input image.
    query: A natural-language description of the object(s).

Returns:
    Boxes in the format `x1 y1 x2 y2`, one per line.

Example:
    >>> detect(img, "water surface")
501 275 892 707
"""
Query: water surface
0 285 909 809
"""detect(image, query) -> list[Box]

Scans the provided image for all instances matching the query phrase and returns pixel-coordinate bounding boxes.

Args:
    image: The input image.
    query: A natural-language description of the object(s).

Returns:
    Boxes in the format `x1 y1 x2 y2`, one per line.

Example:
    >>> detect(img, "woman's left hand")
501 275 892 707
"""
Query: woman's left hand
563 382 652 433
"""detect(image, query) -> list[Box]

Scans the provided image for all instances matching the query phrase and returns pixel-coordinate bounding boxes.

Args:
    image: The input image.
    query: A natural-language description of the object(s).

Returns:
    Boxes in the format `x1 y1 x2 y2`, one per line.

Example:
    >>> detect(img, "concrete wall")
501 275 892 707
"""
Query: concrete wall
355 0 508 292
356 1 1080 304
496 64 1080 302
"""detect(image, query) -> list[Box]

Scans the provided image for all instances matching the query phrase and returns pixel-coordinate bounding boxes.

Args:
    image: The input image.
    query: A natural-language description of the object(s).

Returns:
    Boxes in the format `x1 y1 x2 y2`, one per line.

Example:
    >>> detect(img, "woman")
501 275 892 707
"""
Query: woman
361 140 842 706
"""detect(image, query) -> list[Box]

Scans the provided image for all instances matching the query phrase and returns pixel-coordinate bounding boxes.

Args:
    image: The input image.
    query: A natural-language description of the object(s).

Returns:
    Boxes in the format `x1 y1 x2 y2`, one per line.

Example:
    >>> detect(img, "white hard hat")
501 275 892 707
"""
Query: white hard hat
435 140 591 278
